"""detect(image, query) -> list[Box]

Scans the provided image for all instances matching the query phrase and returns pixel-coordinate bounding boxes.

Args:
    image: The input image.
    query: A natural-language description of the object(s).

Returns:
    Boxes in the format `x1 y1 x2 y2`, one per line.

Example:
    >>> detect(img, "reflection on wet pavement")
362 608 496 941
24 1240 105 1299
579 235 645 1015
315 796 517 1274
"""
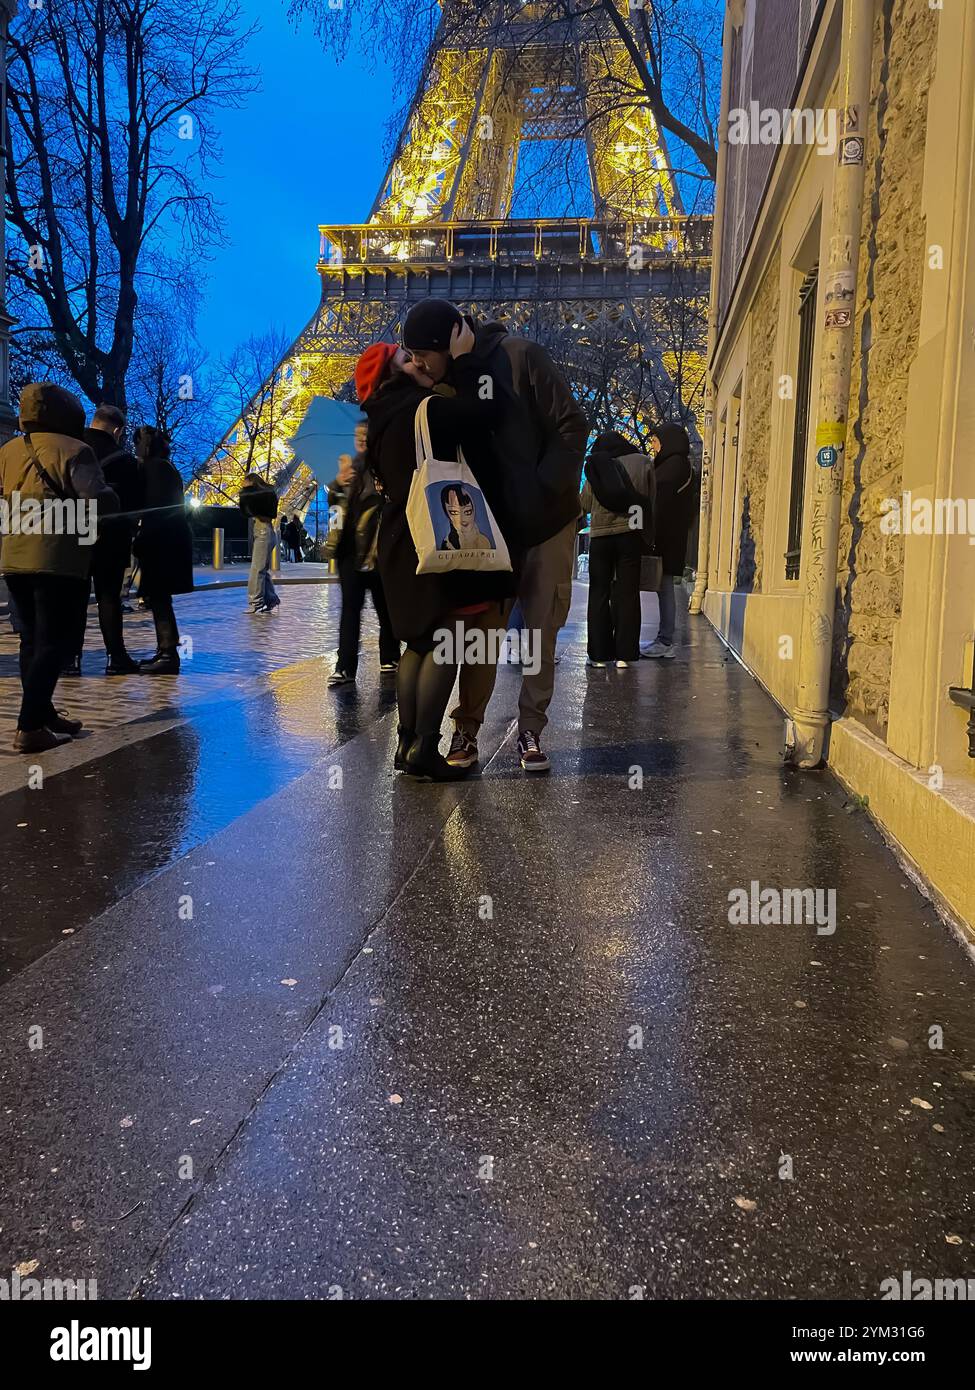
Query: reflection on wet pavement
1 584 974 1300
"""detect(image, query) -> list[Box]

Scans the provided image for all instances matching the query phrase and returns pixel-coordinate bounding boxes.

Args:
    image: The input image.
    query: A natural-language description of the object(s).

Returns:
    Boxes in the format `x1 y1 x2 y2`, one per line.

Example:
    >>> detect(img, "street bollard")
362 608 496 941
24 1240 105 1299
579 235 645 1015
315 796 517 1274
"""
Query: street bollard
212 527 224 571
271 542 281 574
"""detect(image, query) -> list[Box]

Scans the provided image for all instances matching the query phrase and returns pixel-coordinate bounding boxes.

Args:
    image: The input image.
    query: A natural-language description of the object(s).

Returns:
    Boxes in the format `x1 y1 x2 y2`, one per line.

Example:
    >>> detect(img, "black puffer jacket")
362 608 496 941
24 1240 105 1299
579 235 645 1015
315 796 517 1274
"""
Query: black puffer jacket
652 423 697 577
456 319 589 549
363 352 516 643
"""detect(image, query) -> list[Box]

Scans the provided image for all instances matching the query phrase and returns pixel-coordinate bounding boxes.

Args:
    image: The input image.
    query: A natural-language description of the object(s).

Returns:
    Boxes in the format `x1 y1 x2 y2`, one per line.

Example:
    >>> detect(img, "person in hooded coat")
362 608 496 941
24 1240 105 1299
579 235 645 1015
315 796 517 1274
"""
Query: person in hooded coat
0 382 119 752
580 431 654 667
358 326 515 781
642 423 697 659
133 425 194 674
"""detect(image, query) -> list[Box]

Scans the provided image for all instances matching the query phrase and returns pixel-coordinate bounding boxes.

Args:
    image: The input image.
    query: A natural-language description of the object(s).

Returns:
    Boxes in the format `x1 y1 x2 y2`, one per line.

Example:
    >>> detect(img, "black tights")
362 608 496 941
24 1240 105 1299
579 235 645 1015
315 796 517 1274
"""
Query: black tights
396 644 458 738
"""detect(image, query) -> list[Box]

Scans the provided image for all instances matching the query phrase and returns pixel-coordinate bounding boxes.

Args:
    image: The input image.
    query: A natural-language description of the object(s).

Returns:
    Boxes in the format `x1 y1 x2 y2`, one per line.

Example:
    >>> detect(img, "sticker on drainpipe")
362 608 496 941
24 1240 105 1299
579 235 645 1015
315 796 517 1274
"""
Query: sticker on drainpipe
815 422 844 467
839 135 864 166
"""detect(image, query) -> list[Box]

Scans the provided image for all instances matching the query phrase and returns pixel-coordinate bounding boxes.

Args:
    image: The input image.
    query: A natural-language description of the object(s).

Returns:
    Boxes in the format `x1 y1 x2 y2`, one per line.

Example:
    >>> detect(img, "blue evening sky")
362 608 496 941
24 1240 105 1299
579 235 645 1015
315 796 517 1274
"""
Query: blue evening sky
195 2 395 366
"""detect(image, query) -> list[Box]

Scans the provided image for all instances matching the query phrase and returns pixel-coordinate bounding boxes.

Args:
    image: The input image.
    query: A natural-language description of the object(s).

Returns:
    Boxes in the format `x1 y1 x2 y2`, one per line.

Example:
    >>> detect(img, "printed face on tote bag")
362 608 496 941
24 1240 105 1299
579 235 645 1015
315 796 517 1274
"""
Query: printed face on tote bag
406 395 512 575
430 482 496 553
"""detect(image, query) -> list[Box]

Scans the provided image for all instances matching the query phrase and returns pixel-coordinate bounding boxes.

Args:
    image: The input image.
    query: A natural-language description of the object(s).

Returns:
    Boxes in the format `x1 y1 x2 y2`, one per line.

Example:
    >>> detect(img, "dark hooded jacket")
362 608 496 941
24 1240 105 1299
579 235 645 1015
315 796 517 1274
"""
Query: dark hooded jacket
455 320 589 550
84 425 142 564
652 423 697 577
327 455 383 569
0 383 119 579
581 431 655 538
133 426 194 597
363 350 516 643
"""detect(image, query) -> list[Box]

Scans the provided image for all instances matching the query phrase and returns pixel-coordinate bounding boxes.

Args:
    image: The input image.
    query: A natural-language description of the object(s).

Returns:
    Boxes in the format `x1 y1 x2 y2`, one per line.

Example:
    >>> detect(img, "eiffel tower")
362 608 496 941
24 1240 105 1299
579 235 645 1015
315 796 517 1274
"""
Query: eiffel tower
192 0 712 513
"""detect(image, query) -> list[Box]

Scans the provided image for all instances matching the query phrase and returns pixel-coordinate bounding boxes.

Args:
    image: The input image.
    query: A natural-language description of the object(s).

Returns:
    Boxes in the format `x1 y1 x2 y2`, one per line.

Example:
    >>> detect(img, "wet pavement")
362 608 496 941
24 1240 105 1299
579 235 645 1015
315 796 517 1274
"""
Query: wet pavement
1 583 974 1300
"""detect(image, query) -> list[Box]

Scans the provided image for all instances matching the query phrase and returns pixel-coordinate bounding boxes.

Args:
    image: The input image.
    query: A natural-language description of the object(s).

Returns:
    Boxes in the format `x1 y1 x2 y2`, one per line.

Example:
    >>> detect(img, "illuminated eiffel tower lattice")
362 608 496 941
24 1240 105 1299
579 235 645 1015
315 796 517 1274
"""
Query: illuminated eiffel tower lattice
192 0 712 513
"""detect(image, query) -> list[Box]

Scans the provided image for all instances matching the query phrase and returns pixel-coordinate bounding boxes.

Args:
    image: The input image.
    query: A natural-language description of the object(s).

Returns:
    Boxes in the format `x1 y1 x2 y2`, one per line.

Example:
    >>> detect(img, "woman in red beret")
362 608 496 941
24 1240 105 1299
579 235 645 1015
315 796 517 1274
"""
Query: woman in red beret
356 329 515 781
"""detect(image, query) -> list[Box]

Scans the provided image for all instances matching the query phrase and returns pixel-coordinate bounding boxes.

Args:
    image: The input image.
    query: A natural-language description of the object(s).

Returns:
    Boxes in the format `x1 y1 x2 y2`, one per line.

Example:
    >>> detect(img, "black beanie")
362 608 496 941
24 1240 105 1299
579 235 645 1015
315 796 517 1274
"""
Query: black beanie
403 299 463 351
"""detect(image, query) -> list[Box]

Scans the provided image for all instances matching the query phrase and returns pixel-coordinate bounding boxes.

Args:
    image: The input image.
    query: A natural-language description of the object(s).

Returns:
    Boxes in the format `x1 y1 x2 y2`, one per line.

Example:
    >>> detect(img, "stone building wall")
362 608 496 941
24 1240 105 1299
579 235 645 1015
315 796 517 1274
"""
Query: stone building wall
832 0 936 735
735 243 781 592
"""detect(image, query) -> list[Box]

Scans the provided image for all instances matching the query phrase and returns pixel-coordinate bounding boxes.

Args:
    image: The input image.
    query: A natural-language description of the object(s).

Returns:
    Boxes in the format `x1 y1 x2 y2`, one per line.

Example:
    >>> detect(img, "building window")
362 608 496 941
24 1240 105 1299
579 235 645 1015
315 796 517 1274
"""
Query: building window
785 267 818 581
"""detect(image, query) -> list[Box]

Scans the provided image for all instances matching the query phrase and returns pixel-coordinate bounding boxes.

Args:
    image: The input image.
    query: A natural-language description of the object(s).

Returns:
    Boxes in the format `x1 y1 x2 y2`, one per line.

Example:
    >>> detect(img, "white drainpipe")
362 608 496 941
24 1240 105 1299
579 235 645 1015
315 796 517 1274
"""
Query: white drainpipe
786 0 874 767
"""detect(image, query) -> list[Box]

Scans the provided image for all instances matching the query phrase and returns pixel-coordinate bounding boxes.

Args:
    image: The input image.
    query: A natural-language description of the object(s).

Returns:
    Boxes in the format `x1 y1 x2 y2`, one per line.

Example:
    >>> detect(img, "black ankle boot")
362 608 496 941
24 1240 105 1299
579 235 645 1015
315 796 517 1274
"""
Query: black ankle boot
106 651 141 676
139 649 180 675
404 733 470 782
394 726 415 772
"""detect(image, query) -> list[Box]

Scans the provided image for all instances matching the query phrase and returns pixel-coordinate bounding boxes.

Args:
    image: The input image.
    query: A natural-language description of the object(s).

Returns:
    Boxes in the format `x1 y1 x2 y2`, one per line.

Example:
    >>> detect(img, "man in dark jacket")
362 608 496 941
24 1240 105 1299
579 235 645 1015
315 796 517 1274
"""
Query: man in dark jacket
403 300 589 772
283 515 305 562
0 382 119 752
133 425 194 674
65 403 143 674
325 422 399 686
239 471 280 614
641 423 696 660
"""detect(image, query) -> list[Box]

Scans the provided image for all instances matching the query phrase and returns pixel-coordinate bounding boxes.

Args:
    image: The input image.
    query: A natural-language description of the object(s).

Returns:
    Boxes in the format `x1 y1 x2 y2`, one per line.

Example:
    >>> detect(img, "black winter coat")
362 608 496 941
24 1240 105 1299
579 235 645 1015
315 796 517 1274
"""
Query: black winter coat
83 427 142 565
652 424 697 577
327 455 382 569
456 320 589 549
363 353 516 643
134 454 194 597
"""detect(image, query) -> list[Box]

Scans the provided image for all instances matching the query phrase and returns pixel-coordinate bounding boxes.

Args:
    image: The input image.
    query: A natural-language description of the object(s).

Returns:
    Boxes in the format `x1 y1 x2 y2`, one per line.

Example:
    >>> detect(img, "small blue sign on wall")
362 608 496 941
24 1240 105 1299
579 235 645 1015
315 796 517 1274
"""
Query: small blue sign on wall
817 445 838 468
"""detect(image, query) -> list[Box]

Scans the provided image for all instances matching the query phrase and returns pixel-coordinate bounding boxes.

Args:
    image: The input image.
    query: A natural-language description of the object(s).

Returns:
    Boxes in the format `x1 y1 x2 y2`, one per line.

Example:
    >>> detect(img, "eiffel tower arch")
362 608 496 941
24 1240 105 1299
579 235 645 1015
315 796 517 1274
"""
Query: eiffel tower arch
192 0 712 513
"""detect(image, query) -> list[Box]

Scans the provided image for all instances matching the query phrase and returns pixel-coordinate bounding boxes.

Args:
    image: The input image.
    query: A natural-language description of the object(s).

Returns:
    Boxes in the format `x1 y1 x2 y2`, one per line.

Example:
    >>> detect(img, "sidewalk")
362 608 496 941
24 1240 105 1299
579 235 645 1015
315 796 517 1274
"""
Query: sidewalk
193 560 335 588
0 585 973 1299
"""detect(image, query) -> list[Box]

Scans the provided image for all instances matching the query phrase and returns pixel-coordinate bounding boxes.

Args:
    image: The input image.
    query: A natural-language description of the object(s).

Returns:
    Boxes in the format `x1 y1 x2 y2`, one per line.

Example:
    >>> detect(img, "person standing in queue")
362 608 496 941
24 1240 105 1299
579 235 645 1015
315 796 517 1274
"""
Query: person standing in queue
581 431 654 669
75 404 144 674
326 429 400 688
133 426 194 674
641 424 697 661
0 383 119 752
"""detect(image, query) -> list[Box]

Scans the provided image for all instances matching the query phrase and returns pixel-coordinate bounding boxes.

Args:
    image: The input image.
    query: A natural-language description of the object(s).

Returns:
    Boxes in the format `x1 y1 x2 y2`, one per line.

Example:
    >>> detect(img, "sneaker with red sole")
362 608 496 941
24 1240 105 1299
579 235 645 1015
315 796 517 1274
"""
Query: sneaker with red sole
446 729 478 769
517 730 550 773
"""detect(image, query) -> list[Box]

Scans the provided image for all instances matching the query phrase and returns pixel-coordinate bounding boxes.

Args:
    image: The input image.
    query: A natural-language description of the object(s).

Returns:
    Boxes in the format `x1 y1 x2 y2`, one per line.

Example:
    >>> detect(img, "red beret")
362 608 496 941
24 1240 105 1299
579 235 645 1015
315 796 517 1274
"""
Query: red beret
355 343 399 403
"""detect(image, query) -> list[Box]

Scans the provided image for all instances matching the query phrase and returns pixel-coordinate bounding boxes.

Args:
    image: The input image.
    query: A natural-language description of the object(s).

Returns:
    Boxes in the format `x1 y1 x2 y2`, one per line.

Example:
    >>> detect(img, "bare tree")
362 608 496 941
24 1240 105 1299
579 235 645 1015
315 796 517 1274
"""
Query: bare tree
513 271 707 447
125 280 218 475
5 0 258 410
196 327 295 501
